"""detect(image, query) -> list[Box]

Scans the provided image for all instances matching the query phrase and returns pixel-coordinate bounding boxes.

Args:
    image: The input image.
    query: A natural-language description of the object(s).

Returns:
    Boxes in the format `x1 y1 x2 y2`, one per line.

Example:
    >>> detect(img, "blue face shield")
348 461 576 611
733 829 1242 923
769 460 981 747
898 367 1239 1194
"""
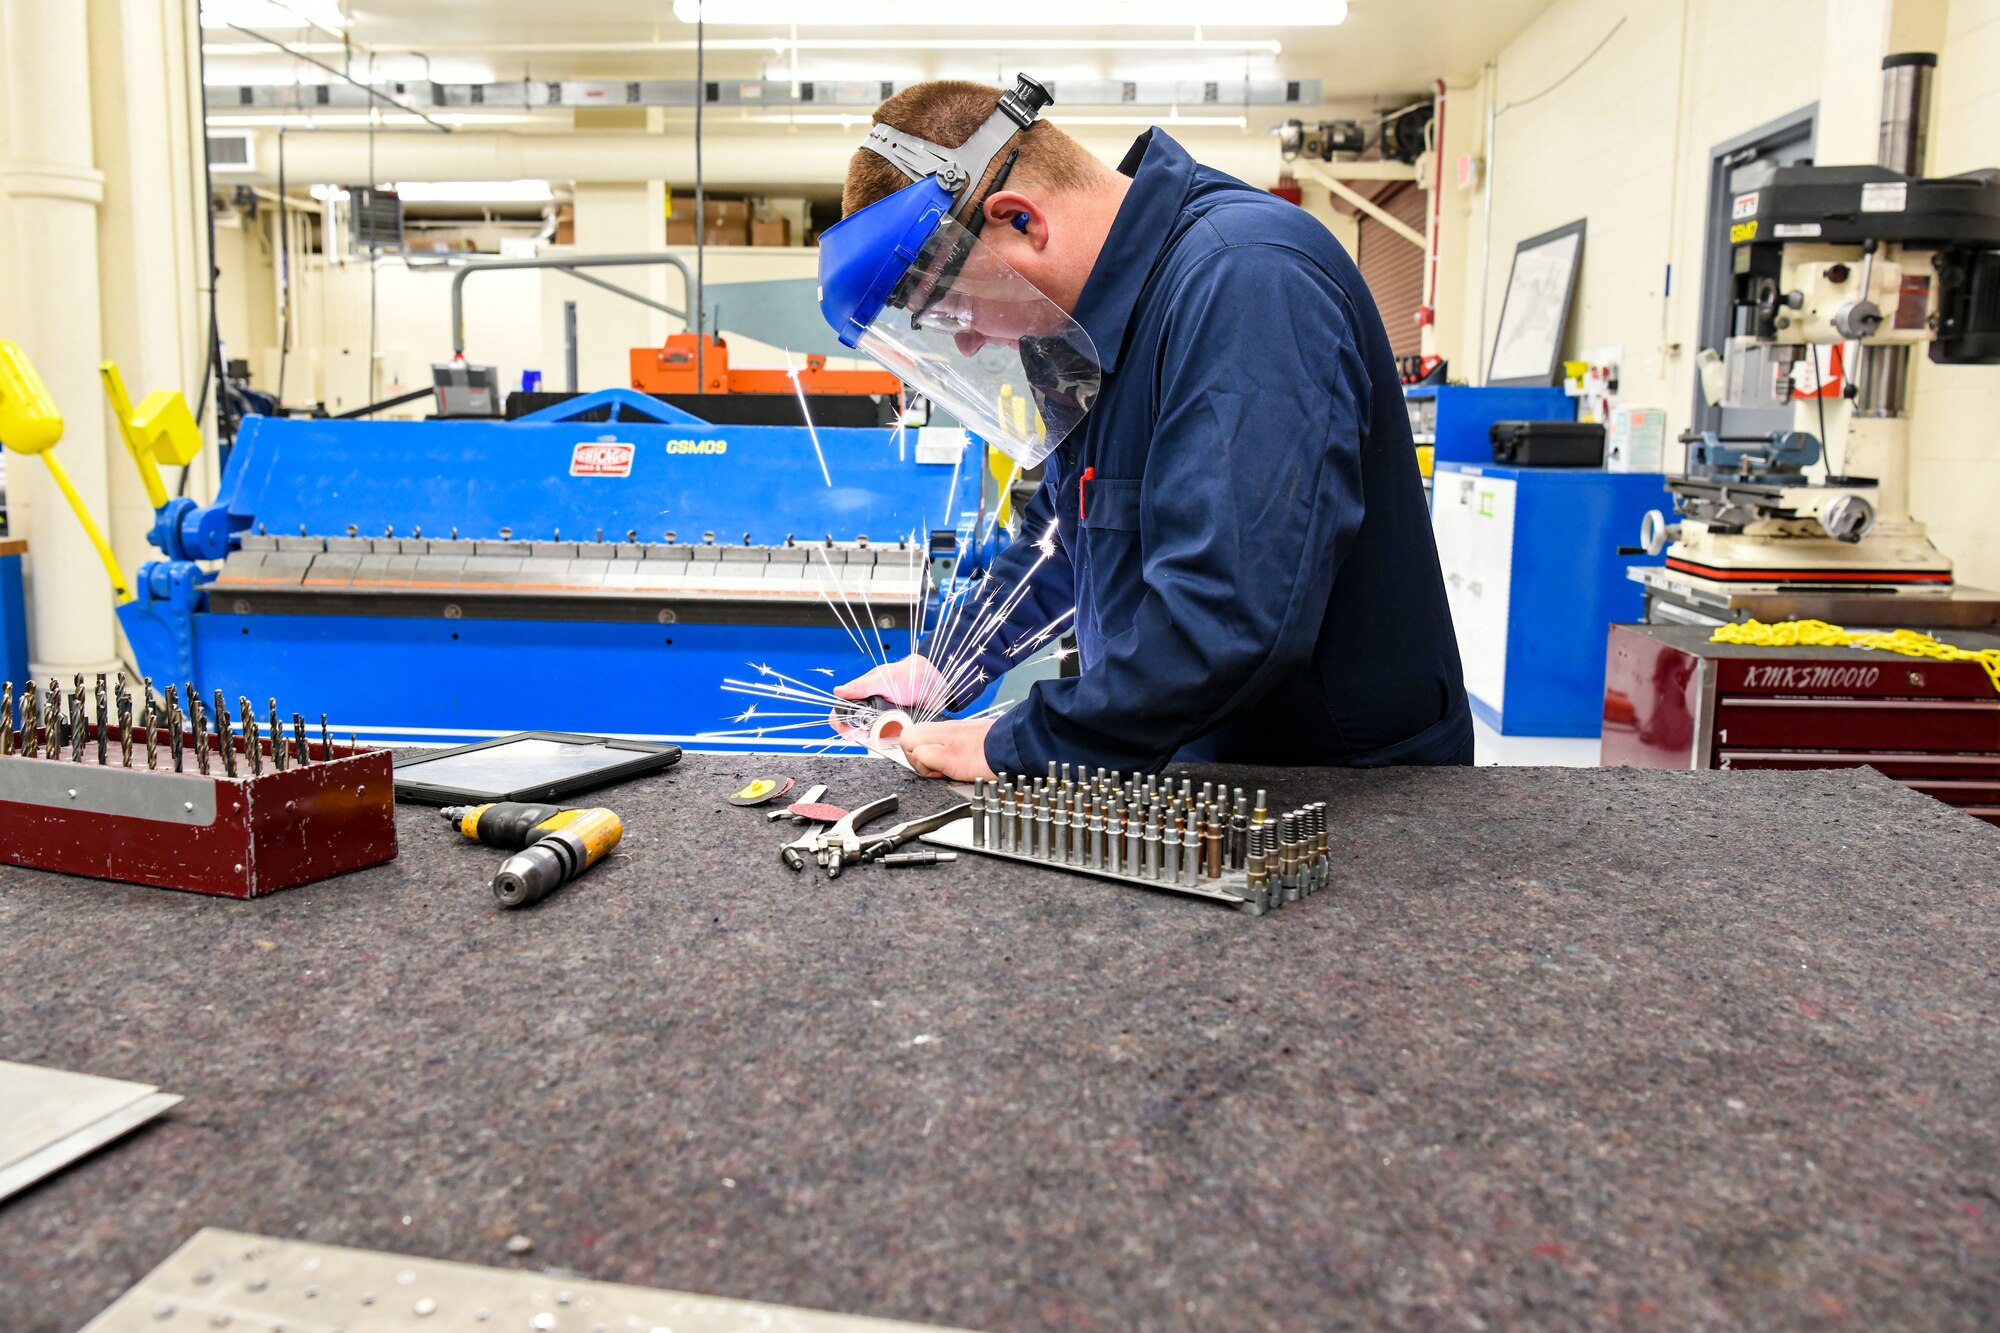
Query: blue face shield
814 75 1102 468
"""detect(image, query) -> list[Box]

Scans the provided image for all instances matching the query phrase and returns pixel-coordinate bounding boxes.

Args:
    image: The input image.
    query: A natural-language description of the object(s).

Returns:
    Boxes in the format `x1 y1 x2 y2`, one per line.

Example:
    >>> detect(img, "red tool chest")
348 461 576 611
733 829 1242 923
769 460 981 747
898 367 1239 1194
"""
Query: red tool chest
1602 622 2000 826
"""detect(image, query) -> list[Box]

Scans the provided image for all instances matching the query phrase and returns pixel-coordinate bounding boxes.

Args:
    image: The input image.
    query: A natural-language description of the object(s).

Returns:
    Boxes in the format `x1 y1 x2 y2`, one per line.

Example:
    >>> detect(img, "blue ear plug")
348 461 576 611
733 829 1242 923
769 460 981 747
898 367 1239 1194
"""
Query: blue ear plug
1011 213 1030 232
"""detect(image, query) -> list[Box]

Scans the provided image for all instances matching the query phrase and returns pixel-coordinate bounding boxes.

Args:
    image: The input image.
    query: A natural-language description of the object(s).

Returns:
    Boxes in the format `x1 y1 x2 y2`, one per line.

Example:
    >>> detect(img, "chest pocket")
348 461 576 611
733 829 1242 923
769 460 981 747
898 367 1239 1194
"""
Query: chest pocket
1081 477 1143 533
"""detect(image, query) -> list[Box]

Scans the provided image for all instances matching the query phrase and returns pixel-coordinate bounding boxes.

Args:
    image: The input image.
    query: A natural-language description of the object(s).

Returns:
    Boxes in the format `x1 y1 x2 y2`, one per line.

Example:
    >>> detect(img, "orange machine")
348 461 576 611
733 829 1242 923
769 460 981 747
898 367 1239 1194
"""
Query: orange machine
630 332 901 397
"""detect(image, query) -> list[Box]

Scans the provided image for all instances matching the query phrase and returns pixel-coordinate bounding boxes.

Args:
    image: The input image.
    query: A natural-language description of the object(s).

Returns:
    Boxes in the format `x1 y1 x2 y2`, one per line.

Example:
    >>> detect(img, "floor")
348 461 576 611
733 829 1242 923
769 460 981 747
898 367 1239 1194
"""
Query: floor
1471 715 1604 767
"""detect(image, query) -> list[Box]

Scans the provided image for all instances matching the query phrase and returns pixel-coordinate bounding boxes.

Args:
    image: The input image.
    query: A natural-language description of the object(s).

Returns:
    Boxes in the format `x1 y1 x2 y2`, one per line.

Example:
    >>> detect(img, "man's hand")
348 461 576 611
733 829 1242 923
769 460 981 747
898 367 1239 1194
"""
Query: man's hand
898 717 997 781
832 654 948 712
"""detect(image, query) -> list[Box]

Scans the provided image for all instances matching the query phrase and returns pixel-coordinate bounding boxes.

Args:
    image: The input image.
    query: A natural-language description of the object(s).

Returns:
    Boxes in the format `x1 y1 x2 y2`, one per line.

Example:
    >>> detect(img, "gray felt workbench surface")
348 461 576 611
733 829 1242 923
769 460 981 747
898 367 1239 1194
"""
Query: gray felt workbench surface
3 755 1998 1331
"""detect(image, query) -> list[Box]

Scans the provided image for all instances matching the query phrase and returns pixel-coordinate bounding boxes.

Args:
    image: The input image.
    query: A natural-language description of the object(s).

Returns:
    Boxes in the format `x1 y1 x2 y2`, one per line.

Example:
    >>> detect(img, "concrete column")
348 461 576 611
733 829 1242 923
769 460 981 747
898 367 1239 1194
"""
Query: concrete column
1 0 120 676
92 0 210 579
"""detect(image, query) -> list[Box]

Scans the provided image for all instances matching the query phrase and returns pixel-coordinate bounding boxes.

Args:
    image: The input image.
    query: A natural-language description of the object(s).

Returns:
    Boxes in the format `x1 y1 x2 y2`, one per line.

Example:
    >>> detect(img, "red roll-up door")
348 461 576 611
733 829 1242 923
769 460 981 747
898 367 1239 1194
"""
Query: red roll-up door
1355 181 1427 359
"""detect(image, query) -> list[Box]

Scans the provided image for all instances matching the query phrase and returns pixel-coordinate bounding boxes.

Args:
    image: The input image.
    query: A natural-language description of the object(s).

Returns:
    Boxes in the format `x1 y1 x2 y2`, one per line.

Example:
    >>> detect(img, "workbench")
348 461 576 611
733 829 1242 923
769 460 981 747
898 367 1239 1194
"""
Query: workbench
2 755 1997 1330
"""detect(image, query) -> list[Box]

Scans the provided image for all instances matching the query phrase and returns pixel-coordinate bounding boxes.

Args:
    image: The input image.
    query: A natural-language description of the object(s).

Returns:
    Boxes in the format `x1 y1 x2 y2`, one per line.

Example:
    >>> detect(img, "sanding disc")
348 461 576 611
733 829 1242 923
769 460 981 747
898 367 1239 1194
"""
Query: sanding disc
727 777 794 807
787 801 847 824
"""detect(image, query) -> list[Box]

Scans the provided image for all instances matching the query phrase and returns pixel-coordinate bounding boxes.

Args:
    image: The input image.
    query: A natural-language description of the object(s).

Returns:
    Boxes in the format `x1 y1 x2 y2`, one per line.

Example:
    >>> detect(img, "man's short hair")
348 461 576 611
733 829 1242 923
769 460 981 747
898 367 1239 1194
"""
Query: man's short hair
842 79 1099 220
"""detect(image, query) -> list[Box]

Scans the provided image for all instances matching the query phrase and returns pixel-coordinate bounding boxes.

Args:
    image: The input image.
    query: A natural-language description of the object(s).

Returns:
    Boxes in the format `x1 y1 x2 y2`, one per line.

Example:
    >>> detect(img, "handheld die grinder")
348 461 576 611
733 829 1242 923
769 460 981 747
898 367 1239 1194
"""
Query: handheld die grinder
441 802 623 908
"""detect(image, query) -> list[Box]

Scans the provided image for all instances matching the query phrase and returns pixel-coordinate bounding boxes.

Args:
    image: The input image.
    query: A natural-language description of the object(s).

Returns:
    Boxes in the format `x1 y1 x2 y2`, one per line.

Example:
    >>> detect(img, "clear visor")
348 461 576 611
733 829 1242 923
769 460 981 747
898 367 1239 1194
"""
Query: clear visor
854 213 1100 468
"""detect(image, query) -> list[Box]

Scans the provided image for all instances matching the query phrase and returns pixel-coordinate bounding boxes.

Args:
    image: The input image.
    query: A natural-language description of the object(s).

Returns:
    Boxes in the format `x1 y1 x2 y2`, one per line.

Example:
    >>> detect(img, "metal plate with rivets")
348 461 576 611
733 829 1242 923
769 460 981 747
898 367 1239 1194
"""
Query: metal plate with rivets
79 1229 966 1332
0 756 218 824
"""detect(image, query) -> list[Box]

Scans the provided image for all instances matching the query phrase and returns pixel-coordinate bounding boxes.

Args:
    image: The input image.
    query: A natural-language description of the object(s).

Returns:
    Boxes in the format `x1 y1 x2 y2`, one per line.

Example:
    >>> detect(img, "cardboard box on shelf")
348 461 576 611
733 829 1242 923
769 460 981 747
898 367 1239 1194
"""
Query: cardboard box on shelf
668 196 750 223
751 217 792 247
554 204 575 246
666 217 751 246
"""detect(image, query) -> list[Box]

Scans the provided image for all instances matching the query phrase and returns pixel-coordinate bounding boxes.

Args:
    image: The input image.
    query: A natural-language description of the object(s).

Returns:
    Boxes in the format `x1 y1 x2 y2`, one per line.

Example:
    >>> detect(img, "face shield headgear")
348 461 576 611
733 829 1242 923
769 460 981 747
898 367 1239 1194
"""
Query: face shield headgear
817 75 1101 469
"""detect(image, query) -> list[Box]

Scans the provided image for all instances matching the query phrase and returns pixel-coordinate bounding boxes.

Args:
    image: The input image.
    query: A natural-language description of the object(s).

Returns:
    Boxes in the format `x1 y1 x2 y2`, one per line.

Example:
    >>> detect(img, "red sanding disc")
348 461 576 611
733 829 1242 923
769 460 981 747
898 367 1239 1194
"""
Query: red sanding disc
788 802 848 823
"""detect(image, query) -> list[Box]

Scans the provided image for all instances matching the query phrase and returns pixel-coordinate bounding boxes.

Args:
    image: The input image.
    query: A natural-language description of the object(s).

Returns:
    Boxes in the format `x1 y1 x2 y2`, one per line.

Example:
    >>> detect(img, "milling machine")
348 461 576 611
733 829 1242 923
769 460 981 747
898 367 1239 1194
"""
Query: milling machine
1632 52 2000 627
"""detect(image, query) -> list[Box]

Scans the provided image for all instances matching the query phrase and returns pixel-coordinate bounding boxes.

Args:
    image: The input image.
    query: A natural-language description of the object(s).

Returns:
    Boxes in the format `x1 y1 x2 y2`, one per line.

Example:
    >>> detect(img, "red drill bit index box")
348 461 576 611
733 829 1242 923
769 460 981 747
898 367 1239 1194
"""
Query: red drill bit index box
0 727 397 897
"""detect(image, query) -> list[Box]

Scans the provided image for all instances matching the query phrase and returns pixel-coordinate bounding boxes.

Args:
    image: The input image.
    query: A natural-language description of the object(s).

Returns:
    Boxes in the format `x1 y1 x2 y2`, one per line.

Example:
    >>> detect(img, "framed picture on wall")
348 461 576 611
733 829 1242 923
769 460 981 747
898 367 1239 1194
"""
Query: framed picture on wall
1486 219 1586 386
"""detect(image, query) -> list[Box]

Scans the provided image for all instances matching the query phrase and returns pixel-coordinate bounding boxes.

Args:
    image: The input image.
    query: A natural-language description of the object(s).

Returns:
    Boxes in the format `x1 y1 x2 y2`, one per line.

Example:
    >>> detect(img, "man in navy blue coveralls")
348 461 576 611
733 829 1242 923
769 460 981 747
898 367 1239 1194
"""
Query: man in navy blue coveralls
838 94 1471 779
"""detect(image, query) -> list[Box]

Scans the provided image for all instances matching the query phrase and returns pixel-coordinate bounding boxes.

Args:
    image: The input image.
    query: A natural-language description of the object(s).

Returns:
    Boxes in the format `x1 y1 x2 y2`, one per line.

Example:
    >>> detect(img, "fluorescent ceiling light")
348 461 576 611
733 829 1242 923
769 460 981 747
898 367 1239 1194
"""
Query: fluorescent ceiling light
673 0 1341 22
205 112 543 128
735 111 1248 129
200 0 349 29
392 180 555 204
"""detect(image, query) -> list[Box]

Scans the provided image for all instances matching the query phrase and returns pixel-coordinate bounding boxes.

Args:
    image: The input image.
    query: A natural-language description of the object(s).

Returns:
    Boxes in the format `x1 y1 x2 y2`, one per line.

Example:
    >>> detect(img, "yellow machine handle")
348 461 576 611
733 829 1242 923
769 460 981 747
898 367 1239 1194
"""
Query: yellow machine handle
101 360 203 511
0 341 131 602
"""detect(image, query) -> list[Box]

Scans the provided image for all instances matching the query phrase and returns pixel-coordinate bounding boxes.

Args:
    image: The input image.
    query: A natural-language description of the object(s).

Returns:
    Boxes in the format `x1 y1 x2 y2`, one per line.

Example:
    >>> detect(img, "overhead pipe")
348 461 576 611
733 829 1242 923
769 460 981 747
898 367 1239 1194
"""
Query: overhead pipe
448 253 698 358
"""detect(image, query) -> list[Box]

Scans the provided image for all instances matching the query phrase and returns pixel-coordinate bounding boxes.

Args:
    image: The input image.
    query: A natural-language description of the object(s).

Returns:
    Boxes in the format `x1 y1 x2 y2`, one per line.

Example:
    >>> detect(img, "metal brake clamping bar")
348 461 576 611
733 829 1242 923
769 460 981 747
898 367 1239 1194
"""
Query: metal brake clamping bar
856 802 974 864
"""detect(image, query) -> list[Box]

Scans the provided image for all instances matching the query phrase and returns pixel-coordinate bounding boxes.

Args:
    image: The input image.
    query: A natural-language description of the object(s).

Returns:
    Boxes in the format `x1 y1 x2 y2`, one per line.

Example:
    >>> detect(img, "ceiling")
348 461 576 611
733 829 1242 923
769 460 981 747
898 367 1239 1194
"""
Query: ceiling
205 0 1558 98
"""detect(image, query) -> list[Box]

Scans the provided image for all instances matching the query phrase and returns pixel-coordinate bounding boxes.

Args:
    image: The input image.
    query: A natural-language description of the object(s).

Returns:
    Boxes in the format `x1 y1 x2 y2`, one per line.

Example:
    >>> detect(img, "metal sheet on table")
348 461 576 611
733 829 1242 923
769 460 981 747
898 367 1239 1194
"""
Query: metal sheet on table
79 1228 967 1332
920 815 1264 913
0 1060 182 1202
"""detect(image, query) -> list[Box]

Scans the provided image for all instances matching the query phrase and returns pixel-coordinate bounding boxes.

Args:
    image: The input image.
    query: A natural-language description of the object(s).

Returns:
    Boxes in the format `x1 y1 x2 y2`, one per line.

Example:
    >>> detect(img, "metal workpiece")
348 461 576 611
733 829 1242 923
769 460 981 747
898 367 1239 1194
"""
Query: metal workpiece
1034 795 1051 861
1231 792 1249 869
1088 804 1104 870
1051 798 1069 863
971 779 987 845
1143 810 1162 881
1180 827 1200 887
1253 790 1269 825
1205 820 1223 880
293 714 310 767
1047 760 1058 787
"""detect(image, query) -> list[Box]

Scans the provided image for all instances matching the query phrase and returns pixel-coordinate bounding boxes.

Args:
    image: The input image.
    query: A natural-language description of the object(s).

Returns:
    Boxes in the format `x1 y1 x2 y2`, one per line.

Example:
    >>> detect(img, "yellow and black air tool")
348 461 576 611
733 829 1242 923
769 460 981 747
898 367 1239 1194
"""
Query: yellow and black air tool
440 802 624 908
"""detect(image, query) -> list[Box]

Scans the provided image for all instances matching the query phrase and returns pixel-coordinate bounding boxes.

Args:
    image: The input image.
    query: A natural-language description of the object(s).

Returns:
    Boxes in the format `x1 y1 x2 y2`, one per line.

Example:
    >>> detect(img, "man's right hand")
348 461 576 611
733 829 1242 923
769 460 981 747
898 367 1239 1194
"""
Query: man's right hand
832 654 949 717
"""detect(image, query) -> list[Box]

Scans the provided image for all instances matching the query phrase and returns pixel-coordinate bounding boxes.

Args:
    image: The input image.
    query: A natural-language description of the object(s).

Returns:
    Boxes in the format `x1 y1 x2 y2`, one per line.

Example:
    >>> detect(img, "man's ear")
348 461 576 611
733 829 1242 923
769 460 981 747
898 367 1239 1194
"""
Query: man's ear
983 190 1047 248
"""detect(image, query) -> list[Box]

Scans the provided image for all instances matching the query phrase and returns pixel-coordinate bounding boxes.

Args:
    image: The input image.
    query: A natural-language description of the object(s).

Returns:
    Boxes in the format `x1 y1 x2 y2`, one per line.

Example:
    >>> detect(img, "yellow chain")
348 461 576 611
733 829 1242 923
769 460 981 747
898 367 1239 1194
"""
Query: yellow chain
1712 618 2000 696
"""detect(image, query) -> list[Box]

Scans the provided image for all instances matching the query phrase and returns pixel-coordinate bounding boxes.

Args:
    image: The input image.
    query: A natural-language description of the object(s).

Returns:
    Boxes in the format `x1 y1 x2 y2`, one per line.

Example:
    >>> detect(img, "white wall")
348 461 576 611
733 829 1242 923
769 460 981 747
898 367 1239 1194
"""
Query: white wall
1459 0 2000 589
1459 0 1827 447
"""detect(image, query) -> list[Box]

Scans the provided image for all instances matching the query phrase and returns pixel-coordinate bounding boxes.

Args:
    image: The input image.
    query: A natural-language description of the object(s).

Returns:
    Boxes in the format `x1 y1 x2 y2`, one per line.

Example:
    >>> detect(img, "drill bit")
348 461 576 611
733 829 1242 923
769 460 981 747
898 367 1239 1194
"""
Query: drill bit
117 692 134 767
269 699 285 770
0 682 12 757
293 713 308 766
320 714 332 763
215 690 237 778
141 696 159 769
239 697 262 777
165 686 184 772
68 687 85 762
21 679 37 757
191 693 211 775
94 675 107 765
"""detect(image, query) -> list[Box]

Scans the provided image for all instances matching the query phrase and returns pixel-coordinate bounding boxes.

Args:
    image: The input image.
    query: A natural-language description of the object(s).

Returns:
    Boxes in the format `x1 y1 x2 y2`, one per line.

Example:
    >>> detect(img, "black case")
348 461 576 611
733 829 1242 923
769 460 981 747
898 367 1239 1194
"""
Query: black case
1490 420 1605 467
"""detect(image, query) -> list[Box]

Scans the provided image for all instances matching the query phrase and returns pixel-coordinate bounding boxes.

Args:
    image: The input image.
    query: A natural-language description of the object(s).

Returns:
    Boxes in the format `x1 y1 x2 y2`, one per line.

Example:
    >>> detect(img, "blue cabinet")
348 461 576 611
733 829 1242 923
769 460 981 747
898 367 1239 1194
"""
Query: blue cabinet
1431 462 1665 736
1405 384 1573 467
0 541 25 687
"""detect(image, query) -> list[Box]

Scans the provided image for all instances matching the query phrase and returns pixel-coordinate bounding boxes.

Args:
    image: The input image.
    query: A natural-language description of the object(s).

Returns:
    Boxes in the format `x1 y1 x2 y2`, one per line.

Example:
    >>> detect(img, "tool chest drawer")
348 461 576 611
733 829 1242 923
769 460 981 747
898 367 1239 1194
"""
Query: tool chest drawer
1714 697 2000 751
